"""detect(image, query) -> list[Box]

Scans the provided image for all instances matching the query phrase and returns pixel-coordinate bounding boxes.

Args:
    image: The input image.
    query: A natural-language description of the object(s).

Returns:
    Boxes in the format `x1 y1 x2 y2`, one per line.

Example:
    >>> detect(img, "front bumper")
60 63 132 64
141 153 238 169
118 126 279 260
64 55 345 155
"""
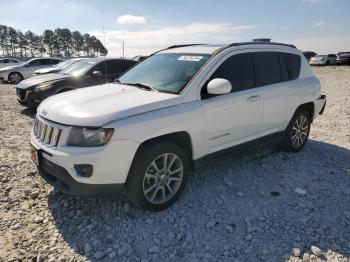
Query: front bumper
36 151 124 195
0 71 9 81
16 87 43 106
30 117 140 195
309 61 325 66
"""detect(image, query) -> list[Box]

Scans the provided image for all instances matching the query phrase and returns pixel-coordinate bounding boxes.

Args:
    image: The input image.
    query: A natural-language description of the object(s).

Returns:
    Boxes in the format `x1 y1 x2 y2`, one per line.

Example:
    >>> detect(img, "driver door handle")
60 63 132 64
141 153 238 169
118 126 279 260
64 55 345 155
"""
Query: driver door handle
247 95 261 102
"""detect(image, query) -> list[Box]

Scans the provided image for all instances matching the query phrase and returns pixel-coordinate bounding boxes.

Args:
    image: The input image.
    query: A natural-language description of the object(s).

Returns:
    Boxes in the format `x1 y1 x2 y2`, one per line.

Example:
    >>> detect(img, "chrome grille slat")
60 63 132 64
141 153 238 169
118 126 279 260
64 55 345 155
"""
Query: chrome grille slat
33 117 62 148
44 126 52 144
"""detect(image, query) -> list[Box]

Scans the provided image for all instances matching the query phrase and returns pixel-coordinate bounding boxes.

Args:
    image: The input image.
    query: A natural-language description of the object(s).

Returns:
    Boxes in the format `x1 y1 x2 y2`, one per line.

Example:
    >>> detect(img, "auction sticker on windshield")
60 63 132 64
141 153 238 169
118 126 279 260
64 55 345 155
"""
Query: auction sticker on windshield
178 56 203 62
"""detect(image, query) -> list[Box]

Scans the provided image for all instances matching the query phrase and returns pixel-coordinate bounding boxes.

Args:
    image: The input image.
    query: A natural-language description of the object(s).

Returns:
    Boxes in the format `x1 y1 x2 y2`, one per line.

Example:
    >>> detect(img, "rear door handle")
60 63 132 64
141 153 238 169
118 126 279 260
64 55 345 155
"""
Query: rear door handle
247 95 261 102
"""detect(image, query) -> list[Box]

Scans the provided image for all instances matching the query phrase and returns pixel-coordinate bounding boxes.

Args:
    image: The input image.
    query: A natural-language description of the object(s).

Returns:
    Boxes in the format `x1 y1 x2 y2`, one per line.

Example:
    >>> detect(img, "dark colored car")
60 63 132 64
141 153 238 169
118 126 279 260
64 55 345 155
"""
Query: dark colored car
336 52 350 65
303 51 317 61
16 58 137 108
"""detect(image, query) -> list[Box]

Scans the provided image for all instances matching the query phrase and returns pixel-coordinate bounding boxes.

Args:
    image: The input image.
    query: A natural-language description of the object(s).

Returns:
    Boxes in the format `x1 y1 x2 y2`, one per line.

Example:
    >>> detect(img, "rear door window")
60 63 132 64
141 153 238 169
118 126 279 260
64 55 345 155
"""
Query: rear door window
254 52 282 86
46 59 60 65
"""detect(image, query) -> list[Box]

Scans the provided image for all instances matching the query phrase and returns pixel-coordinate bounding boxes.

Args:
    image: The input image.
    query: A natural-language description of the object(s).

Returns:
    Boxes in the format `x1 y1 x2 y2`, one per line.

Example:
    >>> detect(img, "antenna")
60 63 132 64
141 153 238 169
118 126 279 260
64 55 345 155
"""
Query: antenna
122 42 125 58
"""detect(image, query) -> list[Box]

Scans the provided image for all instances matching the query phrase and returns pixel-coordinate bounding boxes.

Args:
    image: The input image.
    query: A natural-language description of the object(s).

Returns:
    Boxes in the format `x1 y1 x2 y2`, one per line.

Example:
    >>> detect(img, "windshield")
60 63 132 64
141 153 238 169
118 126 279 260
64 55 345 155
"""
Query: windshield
60 60 97 76
56 59 79 69
315 55 325 58
118 53 210 94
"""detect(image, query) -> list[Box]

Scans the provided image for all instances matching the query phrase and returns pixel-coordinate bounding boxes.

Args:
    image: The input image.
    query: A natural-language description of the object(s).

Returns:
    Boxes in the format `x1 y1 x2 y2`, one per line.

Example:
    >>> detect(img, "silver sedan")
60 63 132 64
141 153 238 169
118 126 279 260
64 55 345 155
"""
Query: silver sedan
0 58 62 84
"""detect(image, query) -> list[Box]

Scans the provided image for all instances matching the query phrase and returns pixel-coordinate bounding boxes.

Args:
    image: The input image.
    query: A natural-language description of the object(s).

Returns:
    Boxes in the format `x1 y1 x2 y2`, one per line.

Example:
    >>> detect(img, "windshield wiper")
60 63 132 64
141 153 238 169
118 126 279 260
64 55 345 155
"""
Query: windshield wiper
117 81 158 92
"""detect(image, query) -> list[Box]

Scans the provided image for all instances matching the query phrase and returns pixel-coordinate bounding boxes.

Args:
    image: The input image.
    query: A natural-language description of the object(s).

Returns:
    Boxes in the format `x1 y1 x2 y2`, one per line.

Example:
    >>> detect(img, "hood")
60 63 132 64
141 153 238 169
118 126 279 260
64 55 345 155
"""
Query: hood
38 83 181 126
17 73 71 89
34 67 60 74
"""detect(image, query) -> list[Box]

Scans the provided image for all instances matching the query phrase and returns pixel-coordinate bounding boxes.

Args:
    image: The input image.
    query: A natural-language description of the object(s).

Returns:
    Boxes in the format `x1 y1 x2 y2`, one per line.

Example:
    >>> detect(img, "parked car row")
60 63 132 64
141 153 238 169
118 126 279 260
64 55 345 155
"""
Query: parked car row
303 51 350 66
16 58 137 108
25 41 326 211
0 58 63 83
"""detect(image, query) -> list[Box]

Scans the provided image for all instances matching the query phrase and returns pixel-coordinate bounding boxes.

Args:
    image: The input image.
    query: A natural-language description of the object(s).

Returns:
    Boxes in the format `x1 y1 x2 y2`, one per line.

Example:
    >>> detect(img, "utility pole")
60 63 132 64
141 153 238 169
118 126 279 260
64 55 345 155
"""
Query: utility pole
122 41 125 58
102 26 106 57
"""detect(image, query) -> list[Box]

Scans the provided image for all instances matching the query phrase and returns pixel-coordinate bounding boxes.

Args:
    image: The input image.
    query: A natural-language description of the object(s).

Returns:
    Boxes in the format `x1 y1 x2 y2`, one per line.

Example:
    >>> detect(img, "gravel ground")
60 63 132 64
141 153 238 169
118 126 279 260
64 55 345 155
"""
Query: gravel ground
0 66 349 262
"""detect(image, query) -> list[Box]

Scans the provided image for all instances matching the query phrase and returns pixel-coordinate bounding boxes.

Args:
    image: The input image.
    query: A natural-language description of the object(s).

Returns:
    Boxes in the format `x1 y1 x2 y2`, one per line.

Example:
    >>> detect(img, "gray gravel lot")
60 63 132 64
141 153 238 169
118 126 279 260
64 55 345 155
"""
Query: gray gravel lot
0 66 349 261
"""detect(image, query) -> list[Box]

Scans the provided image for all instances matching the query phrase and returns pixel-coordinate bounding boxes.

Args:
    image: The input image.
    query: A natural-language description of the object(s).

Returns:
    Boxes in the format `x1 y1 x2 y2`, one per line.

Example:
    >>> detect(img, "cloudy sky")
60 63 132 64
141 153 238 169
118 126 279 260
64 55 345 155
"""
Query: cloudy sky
1 0 350 57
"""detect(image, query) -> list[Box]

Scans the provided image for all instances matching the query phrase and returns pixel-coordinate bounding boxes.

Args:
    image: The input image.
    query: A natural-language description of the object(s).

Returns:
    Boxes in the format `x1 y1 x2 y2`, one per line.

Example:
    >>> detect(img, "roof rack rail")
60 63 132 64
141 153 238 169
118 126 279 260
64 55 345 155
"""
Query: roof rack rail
228 41 296 49
165 44 205 50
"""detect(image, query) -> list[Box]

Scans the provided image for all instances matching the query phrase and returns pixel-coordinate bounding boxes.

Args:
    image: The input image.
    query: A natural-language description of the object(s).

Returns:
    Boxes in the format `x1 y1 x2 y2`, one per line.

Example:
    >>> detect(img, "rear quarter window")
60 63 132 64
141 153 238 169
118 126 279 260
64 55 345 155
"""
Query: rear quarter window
282 53 301 80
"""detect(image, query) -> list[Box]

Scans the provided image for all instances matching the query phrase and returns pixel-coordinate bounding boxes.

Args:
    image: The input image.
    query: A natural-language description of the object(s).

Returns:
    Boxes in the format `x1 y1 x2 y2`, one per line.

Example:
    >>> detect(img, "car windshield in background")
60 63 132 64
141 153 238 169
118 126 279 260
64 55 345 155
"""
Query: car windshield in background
56 59 77 69
60 60 97 76
118 53 210 94
315 55 325 58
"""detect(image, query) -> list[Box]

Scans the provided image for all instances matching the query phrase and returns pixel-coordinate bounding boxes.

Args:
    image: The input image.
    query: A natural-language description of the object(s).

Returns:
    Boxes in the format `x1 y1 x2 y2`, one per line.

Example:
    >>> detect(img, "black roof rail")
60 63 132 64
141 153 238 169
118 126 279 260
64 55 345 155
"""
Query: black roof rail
228 41 296 49
165 44 205 50
150 44 206 56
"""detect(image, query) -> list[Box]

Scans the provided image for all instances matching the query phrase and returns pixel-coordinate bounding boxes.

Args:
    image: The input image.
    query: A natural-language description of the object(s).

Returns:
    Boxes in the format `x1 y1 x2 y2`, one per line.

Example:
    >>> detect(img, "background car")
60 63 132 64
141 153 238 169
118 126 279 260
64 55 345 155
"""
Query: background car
336 52 350 65
0 58 62 84
303 51 317 61
0 58 21 69
309 54 336 66
16 58 137 108
33 58 85 75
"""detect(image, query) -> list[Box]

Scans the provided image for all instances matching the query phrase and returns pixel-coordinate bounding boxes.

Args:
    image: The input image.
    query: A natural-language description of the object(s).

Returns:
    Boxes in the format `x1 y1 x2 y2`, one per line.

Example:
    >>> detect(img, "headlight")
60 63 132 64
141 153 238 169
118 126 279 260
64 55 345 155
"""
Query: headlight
66 127 114 147
35 83 53 91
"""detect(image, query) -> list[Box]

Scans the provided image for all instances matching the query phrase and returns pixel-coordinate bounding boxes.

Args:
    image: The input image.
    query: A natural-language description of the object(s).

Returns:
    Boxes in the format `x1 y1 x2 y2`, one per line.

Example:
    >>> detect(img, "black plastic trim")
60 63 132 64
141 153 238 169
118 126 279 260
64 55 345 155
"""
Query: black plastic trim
318 95 326 115
228 41 296 49
194 132 284 169
37 155 124 195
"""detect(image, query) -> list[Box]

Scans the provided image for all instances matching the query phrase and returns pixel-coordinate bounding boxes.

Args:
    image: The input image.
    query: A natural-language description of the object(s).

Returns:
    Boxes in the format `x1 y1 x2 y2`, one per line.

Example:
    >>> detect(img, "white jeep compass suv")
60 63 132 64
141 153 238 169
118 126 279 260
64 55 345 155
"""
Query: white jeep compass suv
30 42 326 211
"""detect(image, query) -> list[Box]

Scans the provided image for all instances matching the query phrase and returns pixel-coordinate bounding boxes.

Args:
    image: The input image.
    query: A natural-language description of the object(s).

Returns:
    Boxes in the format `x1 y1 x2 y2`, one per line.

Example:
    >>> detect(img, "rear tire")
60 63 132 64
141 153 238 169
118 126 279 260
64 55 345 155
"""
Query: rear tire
126 142 189 211
9 72 23 84
282 109 311 152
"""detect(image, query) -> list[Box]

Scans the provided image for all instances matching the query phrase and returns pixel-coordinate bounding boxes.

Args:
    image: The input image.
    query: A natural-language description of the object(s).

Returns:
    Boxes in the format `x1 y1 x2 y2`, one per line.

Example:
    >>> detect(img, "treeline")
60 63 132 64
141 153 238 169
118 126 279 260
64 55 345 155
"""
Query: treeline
0 25 108 58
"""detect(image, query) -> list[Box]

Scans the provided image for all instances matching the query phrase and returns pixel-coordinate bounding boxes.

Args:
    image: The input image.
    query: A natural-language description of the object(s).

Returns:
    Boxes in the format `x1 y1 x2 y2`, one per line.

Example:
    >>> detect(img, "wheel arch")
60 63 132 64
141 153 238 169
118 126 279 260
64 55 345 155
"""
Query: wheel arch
295 102 315 122
131 131 195 174
8 71 23 82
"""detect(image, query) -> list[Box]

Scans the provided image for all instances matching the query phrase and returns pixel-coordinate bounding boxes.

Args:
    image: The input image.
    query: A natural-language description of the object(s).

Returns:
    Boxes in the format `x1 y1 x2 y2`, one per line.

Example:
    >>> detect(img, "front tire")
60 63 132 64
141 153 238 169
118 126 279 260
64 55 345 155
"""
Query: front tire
9 72 23 84
282 109 311 152
126 142 189 211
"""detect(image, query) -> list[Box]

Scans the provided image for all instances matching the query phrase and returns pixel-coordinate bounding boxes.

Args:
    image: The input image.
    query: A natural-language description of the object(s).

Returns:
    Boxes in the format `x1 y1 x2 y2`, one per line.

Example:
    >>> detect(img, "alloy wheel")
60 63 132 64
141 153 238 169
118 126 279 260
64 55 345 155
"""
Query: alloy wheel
291 114 309 148
10 73 22 84
143 153 183 205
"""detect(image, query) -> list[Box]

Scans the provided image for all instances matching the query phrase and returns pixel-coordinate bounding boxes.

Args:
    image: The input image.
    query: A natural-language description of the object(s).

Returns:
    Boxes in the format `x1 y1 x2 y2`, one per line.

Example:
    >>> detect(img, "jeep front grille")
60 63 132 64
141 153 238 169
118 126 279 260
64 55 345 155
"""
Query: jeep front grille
33 117 62 147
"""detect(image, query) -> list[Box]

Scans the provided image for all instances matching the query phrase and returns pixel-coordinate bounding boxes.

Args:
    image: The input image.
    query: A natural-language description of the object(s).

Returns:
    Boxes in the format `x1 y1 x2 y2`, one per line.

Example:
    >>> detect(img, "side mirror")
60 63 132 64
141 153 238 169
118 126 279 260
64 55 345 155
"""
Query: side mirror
207 78 232 95
91 71 102 77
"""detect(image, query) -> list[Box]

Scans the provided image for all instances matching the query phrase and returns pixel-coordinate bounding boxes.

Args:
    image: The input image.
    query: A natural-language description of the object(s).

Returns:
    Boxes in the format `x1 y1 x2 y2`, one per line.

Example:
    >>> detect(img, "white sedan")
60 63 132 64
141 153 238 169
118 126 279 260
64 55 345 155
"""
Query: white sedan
309 54 337 66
